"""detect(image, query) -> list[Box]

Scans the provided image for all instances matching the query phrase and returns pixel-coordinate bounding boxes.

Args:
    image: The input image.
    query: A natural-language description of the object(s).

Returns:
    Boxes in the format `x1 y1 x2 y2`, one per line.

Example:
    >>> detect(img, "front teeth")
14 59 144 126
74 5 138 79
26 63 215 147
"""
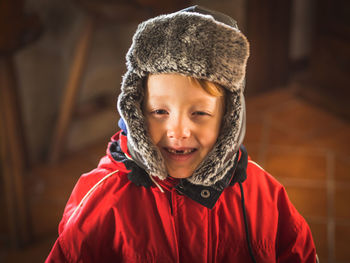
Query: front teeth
167 148 194 154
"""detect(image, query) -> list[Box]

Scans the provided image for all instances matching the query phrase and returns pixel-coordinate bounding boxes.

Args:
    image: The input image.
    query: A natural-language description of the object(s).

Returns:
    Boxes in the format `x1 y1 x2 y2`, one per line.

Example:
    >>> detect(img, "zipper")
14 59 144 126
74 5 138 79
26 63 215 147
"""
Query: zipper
170 189 180 263
207 209 212 263
169 190 173 215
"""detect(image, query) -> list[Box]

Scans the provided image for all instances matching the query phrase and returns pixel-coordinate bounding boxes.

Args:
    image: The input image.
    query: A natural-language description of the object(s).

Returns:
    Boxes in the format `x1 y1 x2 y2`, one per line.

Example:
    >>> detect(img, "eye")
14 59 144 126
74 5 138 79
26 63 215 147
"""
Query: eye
151 109 168 115
192 111 210 116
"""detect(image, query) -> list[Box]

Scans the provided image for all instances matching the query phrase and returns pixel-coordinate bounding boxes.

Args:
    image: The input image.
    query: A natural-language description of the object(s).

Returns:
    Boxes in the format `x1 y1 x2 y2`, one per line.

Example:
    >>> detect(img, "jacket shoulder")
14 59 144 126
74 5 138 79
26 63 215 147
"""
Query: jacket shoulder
52 166 131 261
245 159 284 193
244 159 316 261
58 161 130 233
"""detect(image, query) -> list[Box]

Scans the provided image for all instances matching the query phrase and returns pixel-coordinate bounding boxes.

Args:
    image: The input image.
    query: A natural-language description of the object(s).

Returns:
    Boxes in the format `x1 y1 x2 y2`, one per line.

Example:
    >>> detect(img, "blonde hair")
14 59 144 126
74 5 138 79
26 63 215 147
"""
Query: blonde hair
144 74 225 97
188 77 225 97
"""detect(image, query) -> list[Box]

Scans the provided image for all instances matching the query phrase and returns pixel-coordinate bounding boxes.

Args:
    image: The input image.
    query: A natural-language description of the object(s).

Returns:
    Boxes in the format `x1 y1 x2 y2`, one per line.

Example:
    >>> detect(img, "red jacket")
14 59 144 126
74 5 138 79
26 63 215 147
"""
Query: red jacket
46 131 316 263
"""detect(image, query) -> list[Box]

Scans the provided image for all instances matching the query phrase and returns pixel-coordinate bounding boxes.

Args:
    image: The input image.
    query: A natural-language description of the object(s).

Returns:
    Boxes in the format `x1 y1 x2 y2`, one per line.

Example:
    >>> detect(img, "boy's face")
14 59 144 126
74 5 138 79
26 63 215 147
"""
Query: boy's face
143 73 224 179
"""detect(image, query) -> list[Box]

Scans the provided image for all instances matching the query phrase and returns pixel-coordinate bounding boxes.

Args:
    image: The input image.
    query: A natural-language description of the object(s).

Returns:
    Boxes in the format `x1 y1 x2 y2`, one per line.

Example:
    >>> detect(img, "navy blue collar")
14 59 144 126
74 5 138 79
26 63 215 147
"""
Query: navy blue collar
175 145 247 209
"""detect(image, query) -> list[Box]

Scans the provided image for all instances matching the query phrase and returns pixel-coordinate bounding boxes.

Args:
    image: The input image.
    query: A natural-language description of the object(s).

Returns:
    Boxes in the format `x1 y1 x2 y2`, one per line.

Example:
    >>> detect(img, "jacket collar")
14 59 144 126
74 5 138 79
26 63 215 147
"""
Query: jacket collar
108 131 248 209
174 146 247 209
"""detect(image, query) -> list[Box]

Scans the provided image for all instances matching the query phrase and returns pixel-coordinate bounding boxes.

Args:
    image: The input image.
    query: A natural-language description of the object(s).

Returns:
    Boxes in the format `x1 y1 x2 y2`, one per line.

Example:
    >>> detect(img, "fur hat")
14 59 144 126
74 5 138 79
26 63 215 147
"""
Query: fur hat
117 6 249 186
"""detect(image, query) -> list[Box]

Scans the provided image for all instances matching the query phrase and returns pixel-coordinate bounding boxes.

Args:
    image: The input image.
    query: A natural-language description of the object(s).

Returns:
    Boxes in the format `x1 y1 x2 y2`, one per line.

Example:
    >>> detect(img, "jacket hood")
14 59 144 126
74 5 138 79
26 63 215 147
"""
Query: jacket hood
117 6 249 186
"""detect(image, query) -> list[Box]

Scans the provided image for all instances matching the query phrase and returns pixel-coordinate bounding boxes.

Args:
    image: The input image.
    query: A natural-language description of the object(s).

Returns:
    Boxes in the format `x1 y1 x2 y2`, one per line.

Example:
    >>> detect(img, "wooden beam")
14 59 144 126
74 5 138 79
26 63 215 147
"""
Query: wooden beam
0 57 30 247
50 17 95 162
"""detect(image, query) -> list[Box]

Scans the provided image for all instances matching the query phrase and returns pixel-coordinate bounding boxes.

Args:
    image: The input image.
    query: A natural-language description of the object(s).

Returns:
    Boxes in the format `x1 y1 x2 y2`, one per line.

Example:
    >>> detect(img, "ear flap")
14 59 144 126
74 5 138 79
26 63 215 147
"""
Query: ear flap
235 94 246 153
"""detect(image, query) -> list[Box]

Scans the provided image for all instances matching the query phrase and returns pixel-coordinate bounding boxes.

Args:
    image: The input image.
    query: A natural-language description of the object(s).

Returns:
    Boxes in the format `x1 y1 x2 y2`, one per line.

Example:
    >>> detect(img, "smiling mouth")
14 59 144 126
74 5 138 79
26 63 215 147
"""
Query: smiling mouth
165 148 197 155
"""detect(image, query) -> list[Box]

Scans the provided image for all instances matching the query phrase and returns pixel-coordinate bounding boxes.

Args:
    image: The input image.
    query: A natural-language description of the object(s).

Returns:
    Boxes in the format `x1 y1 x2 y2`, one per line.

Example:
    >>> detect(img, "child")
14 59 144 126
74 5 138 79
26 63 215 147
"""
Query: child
46 5 317 263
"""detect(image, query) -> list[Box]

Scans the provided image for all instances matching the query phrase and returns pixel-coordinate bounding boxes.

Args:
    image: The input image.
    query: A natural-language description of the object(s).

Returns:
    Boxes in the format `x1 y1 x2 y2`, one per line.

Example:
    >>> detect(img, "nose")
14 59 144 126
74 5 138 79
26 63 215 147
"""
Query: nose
167 115 191 139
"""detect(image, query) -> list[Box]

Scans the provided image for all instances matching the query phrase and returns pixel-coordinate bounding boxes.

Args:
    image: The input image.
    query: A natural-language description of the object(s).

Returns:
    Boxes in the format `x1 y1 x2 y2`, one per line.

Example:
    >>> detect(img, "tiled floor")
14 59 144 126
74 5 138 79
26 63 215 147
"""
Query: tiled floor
1 86 349 263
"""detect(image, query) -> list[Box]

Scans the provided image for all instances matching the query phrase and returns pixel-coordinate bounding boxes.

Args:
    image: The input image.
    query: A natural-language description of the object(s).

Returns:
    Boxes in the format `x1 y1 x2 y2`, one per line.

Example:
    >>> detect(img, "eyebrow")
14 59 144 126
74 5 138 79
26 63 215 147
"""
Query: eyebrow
148 94 218 103
146 99 220 113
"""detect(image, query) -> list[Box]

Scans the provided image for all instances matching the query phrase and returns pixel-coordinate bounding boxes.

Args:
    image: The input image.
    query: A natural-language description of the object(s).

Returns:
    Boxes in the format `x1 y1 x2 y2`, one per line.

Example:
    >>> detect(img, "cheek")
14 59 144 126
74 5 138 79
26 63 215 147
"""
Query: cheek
196 125 219 148
200 129 219 149
145 118 163 144
199 117 222 149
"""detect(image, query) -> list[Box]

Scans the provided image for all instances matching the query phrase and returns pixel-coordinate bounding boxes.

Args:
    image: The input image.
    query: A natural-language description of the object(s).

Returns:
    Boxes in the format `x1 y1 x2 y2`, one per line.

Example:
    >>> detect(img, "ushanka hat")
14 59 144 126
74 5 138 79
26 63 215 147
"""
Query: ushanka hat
117 5 250 186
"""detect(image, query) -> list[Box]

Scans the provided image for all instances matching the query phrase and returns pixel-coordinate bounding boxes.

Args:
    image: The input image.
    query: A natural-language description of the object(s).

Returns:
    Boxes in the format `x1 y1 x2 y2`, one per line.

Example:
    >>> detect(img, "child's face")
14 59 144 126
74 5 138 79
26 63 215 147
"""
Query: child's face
143 73 224 179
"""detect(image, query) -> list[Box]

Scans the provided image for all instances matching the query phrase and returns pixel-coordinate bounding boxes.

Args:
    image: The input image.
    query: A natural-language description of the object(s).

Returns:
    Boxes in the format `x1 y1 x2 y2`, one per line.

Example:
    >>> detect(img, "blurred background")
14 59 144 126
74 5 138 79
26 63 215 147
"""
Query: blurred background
0 0 349 262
